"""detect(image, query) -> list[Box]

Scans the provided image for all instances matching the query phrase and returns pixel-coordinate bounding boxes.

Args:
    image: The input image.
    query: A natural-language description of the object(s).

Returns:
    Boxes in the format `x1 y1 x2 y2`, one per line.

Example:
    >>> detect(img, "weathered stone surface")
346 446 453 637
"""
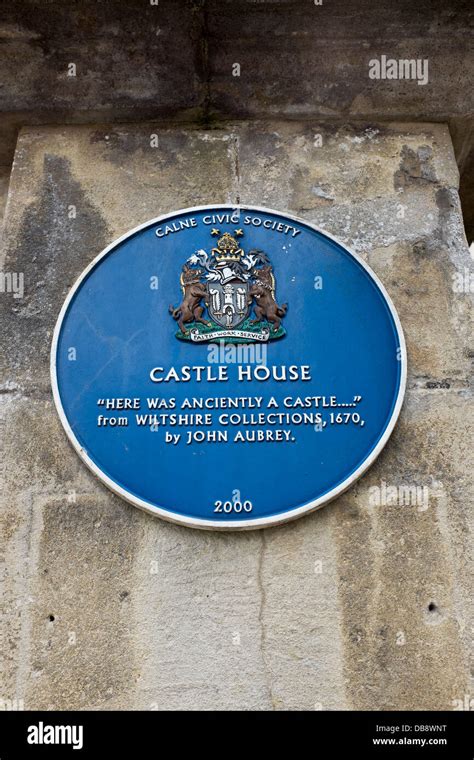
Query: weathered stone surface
0 167 10 234
450 117 474 245
236 121 472 390
0 0 203 117
0 1 472 239
0 125 236 394
207 0 473 119
0 121 472 710
332 389 472 709
1 1 472 124
131 524 278 710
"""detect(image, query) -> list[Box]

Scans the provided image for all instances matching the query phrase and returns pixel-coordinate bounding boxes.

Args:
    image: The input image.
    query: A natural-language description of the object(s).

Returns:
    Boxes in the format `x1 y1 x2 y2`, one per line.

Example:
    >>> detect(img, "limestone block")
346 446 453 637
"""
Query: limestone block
0 121 471 710
0 125 235 394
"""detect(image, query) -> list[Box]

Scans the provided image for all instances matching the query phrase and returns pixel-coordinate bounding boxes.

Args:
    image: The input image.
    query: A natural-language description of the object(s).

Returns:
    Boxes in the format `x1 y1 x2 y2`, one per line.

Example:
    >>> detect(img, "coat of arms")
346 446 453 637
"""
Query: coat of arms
169 229 287 343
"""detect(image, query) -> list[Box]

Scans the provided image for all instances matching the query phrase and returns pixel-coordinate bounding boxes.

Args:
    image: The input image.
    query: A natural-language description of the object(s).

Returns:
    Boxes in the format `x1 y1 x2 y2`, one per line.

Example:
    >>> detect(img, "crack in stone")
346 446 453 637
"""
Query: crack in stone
230 132 241 206
14 491 44 706
257 529 275 709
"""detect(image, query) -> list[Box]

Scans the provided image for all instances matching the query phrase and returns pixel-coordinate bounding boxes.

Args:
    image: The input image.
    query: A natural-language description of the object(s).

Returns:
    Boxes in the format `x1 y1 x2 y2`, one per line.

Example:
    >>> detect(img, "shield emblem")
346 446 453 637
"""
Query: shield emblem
206 279 250 329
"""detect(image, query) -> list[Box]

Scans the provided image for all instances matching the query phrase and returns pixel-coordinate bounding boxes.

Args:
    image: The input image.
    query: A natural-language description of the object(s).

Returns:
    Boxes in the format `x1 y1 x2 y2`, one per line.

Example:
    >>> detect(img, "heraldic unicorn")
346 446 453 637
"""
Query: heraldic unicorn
169 229 287 343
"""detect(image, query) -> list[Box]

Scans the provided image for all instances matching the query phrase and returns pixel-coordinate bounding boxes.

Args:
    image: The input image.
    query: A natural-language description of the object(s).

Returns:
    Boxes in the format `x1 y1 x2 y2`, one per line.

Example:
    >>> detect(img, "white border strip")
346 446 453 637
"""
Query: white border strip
51 204 407 531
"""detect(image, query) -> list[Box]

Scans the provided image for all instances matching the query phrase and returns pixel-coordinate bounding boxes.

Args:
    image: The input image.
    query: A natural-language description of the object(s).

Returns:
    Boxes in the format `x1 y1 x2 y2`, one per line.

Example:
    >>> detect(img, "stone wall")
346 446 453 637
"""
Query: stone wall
0 0 473 236
1 121 472 710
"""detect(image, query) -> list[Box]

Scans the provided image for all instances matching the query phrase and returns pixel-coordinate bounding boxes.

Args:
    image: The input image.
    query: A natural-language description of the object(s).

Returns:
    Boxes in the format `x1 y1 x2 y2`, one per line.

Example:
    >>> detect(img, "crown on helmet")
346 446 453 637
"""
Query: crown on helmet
212 232 244 263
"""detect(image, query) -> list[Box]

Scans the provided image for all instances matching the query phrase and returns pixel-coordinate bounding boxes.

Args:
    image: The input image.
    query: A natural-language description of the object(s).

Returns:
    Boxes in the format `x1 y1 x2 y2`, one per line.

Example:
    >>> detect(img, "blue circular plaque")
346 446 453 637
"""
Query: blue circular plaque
51 205 406 529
